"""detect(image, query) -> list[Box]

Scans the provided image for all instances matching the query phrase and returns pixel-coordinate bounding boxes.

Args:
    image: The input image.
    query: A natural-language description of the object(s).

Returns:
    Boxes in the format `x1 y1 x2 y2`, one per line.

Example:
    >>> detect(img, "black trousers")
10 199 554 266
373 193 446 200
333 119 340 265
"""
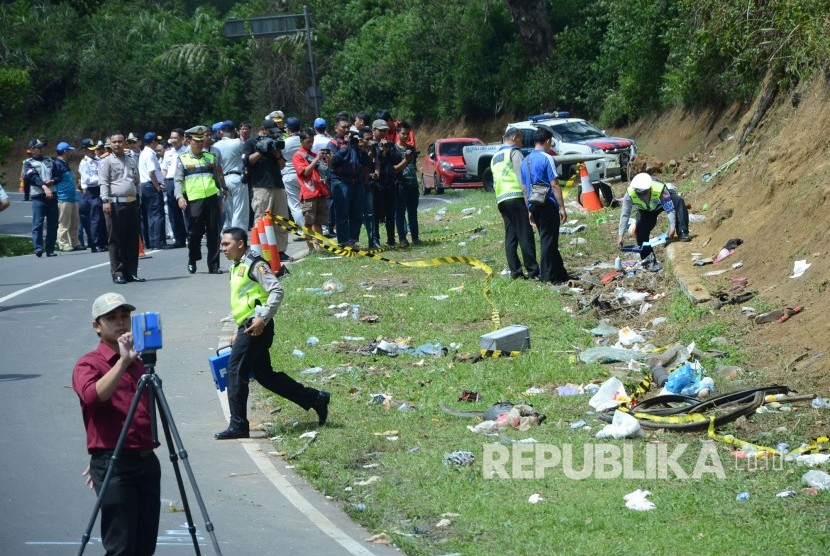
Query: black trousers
373 182 397 244
498 197 539 278
106 200 139 279
89 451 161 556
530 199 569 283
187 195 221 271
227 319 320 431
635 192 689 259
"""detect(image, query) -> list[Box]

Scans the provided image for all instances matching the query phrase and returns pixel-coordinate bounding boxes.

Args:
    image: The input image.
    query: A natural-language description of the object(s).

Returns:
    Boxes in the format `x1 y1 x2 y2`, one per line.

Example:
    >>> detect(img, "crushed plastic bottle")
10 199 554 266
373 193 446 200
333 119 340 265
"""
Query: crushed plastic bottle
299 366 323 376
307 336 320 345
736 491 750 501
350 304 360 319
802 470 830 491
292 349 306 358
811 396 830 409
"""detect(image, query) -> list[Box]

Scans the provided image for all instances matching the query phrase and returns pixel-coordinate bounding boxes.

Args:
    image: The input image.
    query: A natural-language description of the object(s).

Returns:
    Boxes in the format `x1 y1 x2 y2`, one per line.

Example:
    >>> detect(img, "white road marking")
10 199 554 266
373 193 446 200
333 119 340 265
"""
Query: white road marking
242 444 378 556
0 251 160 304
0 262 111 304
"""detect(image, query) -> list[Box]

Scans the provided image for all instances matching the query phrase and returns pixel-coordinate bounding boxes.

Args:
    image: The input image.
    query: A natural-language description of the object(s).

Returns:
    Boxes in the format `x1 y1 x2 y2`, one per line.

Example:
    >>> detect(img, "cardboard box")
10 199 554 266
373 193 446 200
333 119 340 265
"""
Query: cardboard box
479 325 530 353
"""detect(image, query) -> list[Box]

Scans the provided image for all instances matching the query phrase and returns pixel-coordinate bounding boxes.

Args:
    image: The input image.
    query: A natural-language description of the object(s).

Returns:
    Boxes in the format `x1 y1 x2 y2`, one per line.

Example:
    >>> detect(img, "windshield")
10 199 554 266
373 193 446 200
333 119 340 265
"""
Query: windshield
550 121 605 142
439 141 480 156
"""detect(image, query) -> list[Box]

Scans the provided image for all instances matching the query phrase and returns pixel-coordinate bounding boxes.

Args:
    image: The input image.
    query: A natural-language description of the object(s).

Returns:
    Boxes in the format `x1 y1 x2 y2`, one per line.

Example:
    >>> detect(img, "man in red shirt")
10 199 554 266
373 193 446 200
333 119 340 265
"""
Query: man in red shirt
73 292 160 556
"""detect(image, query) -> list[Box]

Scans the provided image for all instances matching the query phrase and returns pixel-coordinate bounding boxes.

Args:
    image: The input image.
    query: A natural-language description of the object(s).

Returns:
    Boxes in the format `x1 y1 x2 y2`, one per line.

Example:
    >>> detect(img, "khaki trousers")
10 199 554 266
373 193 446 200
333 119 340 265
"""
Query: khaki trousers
58 201 81 250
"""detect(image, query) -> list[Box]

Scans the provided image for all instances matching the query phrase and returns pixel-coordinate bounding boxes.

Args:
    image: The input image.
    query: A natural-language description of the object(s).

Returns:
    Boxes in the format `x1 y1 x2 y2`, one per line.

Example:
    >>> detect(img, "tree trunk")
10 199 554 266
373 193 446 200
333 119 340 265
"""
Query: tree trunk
504 0 552 65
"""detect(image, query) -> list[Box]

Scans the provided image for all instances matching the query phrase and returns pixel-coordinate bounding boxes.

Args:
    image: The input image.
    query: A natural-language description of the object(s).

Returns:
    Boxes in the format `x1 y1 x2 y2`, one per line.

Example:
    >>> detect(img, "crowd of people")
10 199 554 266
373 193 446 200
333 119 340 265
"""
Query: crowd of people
18 109 421 283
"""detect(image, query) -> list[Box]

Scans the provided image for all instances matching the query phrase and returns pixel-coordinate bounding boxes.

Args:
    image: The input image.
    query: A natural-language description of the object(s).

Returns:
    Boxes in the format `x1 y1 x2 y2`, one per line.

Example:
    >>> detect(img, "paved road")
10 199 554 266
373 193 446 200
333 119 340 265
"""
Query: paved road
0 190 35 236
0 225 400 554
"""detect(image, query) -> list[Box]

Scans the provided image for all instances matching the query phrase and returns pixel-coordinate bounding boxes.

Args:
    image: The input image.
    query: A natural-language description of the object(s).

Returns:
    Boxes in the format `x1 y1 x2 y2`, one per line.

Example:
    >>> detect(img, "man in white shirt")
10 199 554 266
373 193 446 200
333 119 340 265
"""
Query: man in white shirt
79 139 109 252
161 128 187 247
138 132 168 248
211 120 247 229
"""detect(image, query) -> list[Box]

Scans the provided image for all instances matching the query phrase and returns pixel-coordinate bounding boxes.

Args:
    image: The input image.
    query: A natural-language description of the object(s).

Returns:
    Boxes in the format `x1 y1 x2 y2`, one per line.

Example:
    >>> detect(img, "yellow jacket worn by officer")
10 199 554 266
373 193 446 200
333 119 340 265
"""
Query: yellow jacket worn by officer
215 227 330 440
491 130 539 280
617 172 691 271
174 125 227 275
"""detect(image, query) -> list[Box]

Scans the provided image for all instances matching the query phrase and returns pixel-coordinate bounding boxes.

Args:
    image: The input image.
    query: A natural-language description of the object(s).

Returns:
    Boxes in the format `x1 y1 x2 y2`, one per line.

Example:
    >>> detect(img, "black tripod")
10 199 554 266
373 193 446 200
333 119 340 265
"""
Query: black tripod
78 351 222 555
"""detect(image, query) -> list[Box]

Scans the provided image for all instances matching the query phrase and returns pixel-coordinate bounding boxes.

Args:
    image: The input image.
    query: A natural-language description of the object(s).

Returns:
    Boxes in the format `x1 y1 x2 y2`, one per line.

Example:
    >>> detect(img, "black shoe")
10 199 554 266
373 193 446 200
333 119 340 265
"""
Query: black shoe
158 244 173 250
680 233 692 242
214 427 249 440
46 252 57 257
72 246 87 251
208 268 223 274
91 247 105 253
313 391 331 425
35 250 43 258
510 272 527 280
369 242 382 250
399 240 410 247
323 232 336 239
187 263 197 274
413 239 423 245
126 275 146 282
171 242 186 249
279 251 294 262
112 276 127 285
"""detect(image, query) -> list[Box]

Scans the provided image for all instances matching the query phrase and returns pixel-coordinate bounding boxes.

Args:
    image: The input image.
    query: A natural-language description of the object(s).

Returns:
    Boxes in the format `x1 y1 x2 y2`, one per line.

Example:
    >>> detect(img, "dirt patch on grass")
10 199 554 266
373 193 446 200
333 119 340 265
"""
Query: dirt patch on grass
613 74 830 396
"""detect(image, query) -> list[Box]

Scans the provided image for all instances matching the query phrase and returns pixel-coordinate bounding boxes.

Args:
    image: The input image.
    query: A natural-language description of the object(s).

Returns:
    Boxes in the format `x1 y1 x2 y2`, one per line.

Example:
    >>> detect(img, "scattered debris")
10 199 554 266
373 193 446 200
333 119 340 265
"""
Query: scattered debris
365 533 393 545
458 390 482 402
443 451 476 466
596 410 643 439
755 306 804 325
528 493 544 504
790 260 811 278
624 489 655 511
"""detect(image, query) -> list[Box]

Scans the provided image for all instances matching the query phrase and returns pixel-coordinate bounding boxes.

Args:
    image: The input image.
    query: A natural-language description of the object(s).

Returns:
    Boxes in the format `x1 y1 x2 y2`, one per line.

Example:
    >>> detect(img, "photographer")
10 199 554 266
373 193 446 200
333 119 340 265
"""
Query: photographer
358 126 380 249
328 112 368 248
72 293 161 556
370 120 403 246
243 119 289 259
394 121 421 245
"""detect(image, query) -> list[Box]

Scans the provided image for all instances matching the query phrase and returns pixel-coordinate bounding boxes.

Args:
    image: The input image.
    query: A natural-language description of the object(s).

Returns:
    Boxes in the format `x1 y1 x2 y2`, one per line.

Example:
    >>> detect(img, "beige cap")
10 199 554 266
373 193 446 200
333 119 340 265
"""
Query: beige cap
92 292 136 320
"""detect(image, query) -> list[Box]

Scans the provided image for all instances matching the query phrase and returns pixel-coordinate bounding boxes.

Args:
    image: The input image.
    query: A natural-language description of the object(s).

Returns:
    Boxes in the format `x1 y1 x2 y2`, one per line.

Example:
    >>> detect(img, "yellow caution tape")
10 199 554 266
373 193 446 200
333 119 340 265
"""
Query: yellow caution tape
628 373 654 405
479 349 522 359
271 214 502 329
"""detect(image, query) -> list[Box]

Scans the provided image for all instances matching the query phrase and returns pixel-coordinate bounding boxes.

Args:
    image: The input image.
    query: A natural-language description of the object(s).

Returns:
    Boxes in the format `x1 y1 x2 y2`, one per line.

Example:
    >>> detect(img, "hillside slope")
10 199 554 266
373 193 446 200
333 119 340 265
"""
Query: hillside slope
624 74 830 390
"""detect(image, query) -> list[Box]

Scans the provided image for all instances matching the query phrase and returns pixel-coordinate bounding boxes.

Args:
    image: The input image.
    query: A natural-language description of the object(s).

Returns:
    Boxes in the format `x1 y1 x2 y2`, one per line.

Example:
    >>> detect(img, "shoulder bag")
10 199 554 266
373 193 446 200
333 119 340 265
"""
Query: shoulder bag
525 156 550 207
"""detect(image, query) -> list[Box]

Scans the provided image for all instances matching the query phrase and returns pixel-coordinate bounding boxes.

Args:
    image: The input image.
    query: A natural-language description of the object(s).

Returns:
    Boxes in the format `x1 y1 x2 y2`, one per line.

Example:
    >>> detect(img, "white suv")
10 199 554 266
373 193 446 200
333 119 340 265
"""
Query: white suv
510 112 637 182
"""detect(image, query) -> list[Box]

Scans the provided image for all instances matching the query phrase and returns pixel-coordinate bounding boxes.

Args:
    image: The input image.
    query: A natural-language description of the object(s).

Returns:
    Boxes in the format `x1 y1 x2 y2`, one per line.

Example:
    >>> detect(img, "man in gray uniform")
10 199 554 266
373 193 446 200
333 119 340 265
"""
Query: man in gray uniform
212 120 248 230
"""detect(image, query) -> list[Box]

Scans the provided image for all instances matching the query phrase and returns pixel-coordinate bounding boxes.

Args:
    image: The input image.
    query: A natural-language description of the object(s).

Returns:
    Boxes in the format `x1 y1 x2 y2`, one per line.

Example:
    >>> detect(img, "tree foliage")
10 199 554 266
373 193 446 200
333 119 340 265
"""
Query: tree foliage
1 0 828 138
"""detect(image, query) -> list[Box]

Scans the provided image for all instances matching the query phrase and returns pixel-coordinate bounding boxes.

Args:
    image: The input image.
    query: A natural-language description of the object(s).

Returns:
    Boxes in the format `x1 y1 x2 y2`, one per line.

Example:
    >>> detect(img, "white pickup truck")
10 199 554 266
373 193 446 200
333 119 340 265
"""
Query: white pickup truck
463 113 637 191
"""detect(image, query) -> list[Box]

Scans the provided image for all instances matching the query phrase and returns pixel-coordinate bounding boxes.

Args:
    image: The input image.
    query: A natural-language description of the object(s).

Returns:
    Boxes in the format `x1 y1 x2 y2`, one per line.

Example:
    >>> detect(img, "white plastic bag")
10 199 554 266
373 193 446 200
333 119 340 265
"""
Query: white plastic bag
596 410 643 439
588 377 628 411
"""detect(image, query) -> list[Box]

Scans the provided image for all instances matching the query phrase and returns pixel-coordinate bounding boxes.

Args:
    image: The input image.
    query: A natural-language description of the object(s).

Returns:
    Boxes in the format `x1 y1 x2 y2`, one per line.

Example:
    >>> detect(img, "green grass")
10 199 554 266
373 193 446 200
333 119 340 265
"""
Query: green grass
254 189 830 555
0 234 31 257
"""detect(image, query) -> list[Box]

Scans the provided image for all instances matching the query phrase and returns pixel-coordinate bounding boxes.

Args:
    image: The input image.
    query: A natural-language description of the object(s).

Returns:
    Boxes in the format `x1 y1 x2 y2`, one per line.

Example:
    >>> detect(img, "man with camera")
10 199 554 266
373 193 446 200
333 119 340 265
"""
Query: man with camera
174 125 227 275
370 119 404 246
216 227 331 439
73 292 161 556
394 121 421 246
243 119 289 258
328 112 369 248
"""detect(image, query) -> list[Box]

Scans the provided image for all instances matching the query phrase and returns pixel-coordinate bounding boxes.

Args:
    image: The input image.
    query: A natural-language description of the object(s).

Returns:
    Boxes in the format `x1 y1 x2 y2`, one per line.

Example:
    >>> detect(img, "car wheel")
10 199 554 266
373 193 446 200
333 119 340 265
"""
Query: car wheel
420 173 430 195
481 167 494 192
435 173 444 194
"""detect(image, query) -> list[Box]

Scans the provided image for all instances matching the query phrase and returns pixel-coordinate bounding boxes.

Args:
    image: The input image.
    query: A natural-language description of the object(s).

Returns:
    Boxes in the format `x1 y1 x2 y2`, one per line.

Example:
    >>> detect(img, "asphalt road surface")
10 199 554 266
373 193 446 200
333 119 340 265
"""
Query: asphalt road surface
0 201 402 555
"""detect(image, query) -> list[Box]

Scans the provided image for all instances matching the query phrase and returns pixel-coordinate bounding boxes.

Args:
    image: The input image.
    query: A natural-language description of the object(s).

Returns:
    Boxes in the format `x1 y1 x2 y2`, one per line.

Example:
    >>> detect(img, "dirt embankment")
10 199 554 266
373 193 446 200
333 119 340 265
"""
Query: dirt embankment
621 76 830 390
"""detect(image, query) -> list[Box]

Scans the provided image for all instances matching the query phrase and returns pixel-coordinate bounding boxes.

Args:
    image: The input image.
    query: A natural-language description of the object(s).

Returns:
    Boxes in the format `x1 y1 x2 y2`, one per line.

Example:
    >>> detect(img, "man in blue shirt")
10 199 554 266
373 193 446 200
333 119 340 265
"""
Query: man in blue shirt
519 128 572 284
53 142 85 251
328 112 369 248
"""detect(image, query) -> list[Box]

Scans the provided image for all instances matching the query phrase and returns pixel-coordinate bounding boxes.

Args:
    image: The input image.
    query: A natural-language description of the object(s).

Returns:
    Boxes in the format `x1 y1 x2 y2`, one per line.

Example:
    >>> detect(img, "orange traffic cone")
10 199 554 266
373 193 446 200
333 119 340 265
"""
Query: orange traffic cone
250 225 263 257
262 212 282 275
256 218 271 266
138 235 150 259
579 163 603 212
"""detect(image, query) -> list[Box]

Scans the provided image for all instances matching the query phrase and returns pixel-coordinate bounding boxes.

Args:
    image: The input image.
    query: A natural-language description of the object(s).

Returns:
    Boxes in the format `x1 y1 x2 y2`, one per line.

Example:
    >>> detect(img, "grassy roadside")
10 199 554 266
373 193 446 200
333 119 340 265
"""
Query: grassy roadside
253 188 830 555
0 235 31 257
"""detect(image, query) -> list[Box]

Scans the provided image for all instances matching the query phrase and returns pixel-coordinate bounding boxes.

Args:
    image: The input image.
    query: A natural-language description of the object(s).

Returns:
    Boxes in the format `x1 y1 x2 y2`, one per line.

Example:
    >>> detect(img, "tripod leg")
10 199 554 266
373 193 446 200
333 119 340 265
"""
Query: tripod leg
154 381 202 556
150 375 223 555
77 375 152 556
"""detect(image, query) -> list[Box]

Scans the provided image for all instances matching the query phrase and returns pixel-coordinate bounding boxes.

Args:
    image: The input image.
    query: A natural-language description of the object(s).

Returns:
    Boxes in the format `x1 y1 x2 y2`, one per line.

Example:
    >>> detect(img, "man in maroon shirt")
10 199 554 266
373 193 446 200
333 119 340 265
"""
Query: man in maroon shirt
73 292 160 556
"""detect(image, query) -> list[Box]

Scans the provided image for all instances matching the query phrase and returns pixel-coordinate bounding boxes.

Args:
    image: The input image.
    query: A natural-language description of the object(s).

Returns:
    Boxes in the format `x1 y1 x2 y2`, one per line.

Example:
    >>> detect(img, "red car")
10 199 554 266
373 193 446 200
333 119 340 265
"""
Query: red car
420 138 484 194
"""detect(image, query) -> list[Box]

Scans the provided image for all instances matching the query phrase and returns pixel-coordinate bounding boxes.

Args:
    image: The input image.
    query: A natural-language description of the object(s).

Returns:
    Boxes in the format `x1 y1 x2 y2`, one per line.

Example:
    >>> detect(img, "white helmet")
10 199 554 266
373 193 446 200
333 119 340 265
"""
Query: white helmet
630 173 653 192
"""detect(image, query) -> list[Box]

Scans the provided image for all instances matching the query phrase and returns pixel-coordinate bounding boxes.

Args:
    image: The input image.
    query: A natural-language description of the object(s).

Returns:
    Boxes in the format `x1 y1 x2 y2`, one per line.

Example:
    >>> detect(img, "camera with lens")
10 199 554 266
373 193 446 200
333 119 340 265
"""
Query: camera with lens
256 137 285 155
348 130 360 146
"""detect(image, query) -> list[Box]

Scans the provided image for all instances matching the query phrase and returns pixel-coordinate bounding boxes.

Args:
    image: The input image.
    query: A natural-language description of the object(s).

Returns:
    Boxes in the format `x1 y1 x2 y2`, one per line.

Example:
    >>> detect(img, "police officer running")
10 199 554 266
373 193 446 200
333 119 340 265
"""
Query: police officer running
174 125 227 275
215 227 331 439
616 172 691 272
